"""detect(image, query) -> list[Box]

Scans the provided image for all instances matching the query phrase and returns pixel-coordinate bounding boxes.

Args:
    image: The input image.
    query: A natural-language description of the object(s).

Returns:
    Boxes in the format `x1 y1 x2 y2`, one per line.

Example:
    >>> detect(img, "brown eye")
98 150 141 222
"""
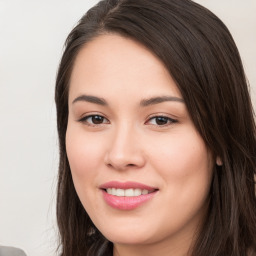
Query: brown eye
91 115 104 124
146 116 177 126
79 115 109 125
155 117 169 125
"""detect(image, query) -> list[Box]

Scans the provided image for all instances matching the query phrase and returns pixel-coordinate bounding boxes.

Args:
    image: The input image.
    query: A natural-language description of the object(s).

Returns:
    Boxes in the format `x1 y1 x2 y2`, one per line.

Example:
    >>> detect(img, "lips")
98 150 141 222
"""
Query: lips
100 181 158 210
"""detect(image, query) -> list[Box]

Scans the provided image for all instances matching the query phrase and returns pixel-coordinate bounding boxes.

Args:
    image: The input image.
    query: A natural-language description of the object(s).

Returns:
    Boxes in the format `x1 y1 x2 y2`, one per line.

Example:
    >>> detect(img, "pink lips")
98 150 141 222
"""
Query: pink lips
100 181 158 210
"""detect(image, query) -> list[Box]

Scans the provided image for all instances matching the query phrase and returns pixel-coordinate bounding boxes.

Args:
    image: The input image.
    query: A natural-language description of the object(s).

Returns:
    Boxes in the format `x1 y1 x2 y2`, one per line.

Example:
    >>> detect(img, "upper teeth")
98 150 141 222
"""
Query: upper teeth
106 188 150 197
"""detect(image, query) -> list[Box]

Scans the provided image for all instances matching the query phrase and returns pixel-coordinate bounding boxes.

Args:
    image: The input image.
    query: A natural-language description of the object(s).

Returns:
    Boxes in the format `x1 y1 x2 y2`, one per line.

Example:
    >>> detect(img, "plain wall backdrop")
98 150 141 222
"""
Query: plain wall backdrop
0 1 255 255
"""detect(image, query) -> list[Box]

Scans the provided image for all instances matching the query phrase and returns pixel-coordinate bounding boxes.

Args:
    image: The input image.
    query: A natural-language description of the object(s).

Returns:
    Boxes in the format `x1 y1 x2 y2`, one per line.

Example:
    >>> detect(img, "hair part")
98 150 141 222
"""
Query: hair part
55 0 256 255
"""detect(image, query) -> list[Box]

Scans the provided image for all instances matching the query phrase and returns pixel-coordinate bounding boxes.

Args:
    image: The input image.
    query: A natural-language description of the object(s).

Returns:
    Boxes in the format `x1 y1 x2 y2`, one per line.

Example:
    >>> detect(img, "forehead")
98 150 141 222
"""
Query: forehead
69 34 181 102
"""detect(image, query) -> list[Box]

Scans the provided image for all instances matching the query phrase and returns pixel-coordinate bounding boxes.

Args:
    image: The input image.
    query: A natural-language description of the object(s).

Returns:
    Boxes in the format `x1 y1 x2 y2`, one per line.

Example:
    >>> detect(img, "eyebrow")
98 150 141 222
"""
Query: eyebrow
72 94 184 106
72 95 107 106
140 96 184 106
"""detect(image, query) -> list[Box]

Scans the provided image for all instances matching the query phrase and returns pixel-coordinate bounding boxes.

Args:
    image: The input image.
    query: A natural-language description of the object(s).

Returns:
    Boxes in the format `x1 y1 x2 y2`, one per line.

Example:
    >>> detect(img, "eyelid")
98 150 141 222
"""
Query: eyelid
145 113 178 126
78 112 110 126
76 112 178 127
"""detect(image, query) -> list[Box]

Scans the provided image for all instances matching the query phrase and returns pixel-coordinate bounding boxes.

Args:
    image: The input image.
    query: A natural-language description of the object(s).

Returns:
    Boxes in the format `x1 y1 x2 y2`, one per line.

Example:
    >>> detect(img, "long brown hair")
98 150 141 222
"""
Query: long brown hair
55 0 256 255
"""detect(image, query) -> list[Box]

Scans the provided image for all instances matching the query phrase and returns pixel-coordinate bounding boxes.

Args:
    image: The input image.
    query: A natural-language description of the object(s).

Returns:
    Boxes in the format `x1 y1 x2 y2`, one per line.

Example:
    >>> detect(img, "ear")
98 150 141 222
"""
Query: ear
216 156 223 166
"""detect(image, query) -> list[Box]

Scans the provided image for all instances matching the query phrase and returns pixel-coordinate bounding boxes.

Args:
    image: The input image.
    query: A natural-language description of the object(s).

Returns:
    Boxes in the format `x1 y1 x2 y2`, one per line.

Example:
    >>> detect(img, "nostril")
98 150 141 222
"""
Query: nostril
106 162 137 170
104 151 146 170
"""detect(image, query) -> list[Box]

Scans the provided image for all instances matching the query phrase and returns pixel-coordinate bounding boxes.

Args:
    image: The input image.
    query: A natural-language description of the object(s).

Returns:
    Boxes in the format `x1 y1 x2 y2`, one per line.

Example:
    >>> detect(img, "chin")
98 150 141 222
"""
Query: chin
101 227 154 245
107 234 151 245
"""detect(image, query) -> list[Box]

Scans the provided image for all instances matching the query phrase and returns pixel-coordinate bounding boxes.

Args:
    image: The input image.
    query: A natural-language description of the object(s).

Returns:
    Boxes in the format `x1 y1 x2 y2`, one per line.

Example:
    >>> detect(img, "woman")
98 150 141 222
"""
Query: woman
55 0 256 255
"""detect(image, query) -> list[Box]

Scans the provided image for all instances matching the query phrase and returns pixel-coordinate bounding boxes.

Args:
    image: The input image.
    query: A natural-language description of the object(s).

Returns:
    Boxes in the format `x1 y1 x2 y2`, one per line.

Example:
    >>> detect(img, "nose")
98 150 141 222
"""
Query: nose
104 124 146 171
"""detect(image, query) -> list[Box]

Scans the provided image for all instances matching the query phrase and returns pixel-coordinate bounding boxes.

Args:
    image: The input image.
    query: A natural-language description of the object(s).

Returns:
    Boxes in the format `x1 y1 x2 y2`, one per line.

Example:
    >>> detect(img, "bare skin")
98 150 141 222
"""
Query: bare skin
66 34 214 256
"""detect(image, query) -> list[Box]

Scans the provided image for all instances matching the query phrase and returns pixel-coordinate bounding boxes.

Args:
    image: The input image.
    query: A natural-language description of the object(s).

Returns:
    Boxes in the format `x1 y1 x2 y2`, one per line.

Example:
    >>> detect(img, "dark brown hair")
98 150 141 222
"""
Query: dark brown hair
55 0 256 255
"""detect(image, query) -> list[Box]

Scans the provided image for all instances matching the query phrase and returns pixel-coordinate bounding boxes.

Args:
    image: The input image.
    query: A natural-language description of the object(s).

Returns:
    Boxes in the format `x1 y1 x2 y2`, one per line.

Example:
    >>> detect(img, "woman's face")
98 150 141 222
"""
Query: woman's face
66 34 213 254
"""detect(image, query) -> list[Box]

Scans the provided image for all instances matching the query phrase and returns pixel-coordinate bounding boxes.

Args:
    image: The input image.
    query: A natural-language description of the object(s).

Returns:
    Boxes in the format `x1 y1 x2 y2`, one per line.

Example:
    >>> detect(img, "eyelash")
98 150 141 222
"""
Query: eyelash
78 114 110 127
146 115 178 127
78 114 178 127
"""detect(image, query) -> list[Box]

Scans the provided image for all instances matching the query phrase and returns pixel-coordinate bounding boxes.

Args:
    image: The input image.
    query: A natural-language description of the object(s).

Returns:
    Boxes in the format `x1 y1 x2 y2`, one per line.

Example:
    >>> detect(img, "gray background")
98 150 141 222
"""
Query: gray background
0 0 255 255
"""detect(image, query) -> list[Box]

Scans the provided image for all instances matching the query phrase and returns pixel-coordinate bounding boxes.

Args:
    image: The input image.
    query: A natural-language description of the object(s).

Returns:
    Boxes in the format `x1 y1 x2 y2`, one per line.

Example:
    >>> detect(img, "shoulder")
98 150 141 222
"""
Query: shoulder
0 246 26 256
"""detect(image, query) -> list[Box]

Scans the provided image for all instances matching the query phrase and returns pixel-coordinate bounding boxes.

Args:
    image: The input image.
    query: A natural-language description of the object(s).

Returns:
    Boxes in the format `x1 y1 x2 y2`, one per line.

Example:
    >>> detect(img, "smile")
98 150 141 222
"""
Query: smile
106 188 151 197
100 181 158 210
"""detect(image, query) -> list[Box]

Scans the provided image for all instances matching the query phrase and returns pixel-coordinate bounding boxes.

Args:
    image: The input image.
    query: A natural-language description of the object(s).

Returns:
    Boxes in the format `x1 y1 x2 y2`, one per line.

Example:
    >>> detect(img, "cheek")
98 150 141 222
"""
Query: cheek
65 124 106 215
65 125 103 181
148 128 213 201
150 129 211 175
145 130 213 235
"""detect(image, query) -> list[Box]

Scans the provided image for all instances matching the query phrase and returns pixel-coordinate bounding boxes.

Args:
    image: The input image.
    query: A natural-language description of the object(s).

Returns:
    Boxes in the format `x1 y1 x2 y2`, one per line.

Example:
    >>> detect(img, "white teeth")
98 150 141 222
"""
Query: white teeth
107 188 112 194
116 188 125 196
142 189 148 195
124 188 134 197
134 188 141 196
106 188 150 197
